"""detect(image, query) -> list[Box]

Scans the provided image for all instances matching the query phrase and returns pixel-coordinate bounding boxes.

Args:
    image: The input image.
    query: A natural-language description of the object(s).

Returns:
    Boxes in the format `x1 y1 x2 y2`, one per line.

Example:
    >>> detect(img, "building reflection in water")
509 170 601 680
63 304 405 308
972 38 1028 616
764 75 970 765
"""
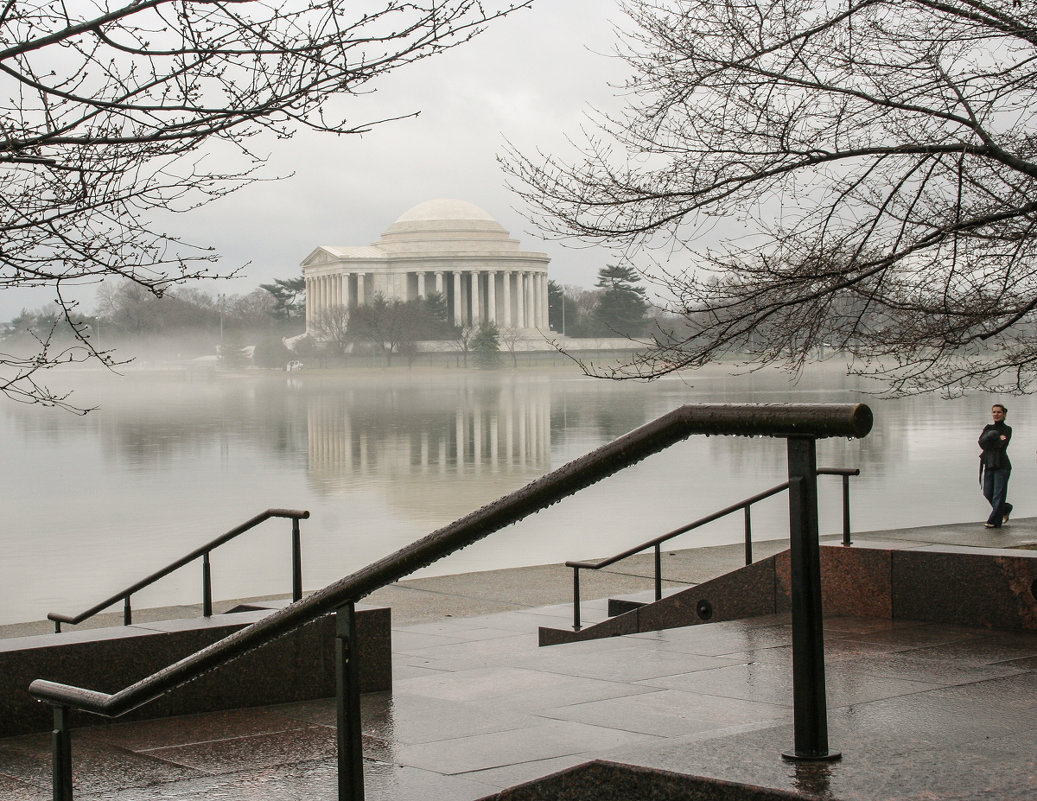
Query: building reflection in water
305 376 552 517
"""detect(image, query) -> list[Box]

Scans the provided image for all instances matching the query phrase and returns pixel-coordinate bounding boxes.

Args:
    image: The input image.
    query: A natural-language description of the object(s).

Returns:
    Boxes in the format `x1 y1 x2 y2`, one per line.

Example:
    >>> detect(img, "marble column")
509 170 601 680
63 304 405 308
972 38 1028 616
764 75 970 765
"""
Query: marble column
417 271 426 299
305 277 312 331
453 271 463 326
471 271 481 324
486 271 497 323
516 272 526 329
502 271 512 328
435 271 444 296
529 273 538 328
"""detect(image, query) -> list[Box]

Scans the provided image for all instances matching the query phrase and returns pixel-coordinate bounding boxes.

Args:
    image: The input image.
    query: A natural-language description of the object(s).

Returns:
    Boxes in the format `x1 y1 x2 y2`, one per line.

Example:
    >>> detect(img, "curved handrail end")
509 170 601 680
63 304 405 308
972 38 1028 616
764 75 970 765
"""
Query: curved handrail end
29 680 114 716
266 508 310 520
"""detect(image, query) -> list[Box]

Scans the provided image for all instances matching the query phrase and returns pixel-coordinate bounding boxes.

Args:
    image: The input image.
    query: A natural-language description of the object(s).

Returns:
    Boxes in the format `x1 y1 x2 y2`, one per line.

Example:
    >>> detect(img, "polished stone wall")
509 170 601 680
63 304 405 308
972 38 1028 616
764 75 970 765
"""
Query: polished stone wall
485 759 810 801
0 604 390 737
540 542 1037 646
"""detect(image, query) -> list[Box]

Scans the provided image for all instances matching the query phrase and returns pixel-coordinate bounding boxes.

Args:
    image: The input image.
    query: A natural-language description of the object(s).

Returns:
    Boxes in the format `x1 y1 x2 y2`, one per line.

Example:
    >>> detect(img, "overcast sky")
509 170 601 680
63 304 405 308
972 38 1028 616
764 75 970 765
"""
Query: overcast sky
3 0 633 320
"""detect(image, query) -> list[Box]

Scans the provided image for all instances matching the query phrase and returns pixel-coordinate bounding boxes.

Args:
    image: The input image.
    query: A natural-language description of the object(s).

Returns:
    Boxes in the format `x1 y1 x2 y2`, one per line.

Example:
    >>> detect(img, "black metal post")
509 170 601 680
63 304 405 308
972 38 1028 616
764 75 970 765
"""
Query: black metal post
122 597 131 626
784 437 840 761
336 602 365 801
572 567 582 631
202 552 213 618
292 518 303 602
841 474 852 546
654 544 662 601
744 505 753 565
52 705 73 801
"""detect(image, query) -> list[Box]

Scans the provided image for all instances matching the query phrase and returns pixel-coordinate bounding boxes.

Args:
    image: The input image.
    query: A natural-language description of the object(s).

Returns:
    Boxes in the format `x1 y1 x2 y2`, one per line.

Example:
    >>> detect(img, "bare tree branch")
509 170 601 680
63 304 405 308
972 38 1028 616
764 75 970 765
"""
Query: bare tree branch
1 0 532 409
505 0 1037 394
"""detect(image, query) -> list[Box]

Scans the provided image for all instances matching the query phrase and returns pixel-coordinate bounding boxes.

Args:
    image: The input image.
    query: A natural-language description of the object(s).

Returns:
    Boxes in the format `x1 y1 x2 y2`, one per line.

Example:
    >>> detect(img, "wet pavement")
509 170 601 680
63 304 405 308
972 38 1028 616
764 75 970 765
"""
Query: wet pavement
2 520 1037 800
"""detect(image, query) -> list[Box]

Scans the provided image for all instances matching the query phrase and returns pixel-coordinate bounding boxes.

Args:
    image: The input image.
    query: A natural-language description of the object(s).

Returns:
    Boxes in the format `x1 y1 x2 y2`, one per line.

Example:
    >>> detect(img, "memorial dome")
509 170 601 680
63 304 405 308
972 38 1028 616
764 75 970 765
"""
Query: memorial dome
394 198 498 224
378 198 513 253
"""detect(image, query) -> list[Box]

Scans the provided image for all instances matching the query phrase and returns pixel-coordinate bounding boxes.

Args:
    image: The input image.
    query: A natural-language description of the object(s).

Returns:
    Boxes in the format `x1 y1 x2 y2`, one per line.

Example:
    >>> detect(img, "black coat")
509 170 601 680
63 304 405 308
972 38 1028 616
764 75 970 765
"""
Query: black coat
979 421 1012 471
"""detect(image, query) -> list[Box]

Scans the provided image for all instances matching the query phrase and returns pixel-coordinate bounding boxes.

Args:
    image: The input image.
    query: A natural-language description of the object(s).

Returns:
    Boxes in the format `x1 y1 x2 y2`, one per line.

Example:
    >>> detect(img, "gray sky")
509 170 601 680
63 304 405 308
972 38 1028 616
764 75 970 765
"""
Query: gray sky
2 0 630 320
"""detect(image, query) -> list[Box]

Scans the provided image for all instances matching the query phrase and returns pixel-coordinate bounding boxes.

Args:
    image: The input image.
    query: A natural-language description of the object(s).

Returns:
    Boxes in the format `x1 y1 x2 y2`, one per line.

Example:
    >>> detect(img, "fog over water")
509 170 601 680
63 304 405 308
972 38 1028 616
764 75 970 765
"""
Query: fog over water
3 363 1032 625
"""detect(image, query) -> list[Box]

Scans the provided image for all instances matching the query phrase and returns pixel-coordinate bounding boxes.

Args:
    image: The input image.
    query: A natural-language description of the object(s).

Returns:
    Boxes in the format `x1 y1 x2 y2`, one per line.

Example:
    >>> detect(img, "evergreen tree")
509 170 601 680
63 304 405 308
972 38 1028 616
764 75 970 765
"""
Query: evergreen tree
471 321 501 369
592 265 649 336
260 278 306 321
422 291 453 336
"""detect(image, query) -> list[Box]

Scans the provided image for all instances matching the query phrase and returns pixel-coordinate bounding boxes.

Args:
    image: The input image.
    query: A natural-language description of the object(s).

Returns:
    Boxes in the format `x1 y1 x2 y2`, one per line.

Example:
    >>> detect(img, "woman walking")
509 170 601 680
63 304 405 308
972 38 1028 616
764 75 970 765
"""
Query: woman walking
979 403 1013 528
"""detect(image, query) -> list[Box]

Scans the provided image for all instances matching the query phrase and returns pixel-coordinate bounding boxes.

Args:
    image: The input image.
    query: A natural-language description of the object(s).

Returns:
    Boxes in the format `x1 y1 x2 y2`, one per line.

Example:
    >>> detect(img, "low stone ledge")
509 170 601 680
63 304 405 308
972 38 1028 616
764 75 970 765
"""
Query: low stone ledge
0 604 390 737
481 760 815 801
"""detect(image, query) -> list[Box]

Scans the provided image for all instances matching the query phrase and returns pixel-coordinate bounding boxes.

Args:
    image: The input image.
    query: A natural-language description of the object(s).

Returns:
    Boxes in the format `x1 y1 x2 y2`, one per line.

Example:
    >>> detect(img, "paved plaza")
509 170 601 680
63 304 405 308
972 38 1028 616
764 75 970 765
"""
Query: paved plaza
2 522 1037 800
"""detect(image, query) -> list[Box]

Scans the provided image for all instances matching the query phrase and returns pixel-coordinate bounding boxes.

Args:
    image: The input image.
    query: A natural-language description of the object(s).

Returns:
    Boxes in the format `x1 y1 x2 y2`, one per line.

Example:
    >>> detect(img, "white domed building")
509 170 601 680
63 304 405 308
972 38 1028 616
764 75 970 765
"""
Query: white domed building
301 199 551 334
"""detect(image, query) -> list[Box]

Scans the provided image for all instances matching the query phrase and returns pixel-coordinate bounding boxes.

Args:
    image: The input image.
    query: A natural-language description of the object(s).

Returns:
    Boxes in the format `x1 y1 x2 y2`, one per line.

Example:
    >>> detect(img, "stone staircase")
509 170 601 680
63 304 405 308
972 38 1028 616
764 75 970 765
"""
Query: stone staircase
539 540 1037 647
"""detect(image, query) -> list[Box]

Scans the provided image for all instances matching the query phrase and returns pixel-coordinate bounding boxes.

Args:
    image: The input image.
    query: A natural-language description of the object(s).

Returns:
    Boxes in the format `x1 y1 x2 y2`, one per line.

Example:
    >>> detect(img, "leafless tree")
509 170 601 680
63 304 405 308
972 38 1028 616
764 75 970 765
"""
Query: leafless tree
230 289 279 329
506 0 1037 395
2 0 531 410
454 323 475 367
311 304 352 356
499 326 521 366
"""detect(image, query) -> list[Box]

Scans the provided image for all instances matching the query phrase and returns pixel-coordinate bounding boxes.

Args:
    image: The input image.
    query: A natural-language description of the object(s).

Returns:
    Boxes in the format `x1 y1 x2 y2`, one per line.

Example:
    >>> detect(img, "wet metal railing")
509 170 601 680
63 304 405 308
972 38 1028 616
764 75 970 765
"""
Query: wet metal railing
47 509 310 632
29 403 872 800
565 467 860 631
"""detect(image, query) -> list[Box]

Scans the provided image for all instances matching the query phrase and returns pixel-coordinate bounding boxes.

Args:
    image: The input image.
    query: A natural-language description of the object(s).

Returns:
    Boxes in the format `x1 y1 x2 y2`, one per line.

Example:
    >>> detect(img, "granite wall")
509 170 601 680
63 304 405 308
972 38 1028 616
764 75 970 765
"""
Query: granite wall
482 760 815 801
541 542 1037 646
0 604 390 736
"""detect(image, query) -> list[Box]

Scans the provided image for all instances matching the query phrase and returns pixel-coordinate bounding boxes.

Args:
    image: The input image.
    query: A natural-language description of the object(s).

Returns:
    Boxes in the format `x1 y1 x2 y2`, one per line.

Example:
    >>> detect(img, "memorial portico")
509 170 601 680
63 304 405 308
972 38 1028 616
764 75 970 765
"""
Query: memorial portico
302 199 551 335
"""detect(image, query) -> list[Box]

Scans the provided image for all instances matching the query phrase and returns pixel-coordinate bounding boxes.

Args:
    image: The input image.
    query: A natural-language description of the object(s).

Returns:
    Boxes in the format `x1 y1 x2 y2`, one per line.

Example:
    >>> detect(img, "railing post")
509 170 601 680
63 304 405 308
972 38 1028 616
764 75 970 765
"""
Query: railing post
202 552 213 618
52 705 73 801
784 437 839 762
336 602 365 801
572 567 582 631
744 505 753 565
841 474 852 546
122 597 131 626
292 517 303 603
654 544 662 601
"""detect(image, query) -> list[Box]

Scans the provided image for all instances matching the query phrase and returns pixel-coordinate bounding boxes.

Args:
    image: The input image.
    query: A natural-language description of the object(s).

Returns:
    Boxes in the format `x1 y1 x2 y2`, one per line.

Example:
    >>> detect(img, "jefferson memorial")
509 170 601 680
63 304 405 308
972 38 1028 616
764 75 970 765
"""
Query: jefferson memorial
301 199 551 334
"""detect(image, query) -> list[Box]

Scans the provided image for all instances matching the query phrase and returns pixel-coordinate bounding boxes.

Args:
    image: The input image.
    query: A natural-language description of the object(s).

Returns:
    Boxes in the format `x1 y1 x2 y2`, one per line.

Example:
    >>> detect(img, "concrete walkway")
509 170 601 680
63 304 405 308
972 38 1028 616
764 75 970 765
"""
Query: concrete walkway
2 520 1037 800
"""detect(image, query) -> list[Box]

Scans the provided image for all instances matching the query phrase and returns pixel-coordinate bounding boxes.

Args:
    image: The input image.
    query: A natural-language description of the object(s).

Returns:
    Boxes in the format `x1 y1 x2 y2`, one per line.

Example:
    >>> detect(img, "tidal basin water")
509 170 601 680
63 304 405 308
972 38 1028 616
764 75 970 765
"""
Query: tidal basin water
3 363 1033 626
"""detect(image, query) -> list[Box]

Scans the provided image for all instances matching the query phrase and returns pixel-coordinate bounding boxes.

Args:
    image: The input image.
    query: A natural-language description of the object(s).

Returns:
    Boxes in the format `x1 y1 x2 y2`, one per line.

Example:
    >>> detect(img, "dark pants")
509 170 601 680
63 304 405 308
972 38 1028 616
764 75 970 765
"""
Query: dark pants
982 468 1012 526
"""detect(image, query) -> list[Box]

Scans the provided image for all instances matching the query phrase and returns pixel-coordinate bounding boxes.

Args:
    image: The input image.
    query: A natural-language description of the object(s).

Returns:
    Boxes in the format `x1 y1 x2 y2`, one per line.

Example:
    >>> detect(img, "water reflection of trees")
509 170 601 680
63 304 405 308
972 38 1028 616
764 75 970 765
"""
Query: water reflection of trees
2 374 310 467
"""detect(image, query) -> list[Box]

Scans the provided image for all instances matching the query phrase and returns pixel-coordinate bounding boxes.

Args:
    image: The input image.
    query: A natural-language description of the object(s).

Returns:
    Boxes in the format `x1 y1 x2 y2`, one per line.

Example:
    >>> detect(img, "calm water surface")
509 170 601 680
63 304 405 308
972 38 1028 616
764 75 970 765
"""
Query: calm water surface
2 363 1031 625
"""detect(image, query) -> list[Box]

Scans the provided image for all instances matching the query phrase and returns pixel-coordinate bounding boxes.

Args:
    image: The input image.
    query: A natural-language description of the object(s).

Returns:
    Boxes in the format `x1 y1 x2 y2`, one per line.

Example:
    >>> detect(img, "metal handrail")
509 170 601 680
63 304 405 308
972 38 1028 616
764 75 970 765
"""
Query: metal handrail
565 468 860 630
47 508 311 632
29 403 873 799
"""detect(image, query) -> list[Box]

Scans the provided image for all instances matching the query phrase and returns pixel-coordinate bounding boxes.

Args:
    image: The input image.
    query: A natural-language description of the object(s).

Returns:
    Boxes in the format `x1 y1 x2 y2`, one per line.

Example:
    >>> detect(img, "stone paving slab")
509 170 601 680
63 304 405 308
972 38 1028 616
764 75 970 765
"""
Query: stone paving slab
4 523 1037 800
4 609 1035 801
